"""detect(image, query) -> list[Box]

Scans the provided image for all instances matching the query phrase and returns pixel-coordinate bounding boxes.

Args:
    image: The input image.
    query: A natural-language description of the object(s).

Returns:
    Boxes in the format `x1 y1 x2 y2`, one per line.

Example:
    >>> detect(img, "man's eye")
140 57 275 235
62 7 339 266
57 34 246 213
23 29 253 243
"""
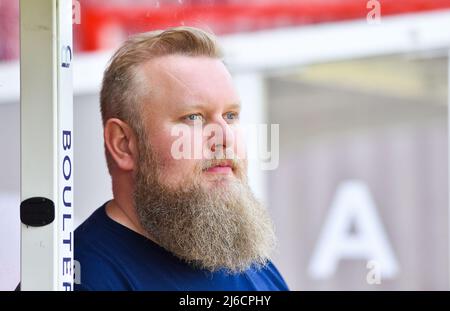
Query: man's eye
185 114 204 122
224 112 239 120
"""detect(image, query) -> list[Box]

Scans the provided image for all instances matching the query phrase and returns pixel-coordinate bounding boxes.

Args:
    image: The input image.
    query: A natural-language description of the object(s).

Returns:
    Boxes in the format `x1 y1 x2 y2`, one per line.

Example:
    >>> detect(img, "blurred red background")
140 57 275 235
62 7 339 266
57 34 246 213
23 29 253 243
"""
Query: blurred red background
2 0 450 60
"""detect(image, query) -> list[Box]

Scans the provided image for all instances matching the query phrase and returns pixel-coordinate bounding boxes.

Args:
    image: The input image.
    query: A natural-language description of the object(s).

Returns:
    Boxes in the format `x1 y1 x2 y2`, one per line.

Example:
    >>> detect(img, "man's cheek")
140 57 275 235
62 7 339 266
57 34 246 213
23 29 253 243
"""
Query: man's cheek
167 125 203 160
155 157 192 187
148 137 180 172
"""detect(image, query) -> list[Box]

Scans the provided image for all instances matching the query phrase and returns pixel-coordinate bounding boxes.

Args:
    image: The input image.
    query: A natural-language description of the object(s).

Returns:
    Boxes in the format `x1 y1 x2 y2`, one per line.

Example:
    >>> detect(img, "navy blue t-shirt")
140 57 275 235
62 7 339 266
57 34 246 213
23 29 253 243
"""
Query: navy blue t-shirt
74 202 289 291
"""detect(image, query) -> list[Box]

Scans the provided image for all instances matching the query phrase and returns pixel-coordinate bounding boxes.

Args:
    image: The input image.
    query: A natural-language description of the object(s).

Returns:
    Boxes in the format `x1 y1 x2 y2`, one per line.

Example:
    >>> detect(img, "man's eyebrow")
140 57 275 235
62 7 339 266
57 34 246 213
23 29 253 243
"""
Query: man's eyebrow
226 102 242 111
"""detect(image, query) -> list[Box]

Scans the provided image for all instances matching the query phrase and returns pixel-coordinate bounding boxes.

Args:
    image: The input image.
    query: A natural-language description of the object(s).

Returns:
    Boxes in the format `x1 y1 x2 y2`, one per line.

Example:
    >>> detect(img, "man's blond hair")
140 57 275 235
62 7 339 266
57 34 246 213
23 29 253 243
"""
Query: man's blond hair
100 26 223 173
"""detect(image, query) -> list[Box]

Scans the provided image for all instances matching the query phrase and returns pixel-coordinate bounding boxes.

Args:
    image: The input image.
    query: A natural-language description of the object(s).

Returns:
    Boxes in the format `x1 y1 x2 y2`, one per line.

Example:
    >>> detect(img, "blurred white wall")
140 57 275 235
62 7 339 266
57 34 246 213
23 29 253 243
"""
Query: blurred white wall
0 102 20 290
72 94 112 227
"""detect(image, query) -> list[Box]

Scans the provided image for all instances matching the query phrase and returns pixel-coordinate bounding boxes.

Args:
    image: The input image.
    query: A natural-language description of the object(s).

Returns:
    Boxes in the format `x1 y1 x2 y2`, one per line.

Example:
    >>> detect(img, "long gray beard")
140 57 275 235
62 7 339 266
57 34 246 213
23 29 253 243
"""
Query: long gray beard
132 146 276 273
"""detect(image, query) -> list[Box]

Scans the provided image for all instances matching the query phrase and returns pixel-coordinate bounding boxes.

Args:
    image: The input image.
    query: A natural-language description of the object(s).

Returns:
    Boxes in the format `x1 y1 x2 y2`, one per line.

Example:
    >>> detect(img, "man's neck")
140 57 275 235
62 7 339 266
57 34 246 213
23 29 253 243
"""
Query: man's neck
105 199 156 243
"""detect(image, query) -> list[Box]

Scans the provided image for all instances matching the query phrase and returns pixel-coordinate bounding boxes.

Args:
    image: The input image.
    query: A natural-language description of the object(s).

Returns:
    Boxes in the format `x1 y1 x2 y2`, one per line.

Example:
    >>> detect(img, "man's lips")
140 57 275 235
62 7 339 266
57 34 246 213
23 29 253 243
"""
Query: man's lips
206 166 233 173
204 160 234 174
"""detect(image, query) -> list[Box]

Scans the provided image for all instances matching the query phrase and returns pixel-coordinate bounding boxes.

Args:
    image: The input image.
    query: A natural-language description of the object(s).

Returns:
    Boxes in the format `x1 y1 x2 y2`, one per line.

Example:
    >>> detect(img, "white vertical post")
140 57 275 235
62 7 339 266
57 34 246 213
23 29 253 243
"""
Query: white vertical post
20 0 73 290
448 49 450 290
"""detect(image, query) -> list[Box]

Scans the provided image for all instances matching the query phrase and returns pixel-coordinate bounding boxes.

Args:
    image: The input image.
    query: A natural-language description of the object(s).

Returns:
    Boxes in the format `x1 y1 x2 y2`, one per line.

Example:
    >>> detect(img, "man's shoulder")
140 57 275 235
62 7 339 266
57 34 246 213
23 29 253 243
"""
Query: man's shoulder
74 203 131 290
75 204 107 237
248 261 290 291
74 202 122 253
74 203 173 290
74 249 133 291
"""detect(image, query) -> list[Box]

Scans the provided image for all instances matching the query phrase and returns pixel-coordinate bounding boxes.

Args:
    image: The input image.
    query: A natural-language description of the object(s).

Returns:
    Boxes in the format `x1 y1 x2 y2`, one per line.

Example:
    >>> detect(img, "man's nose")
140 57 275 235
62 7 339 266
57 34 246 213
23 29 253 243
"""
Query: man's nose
207 118 234 154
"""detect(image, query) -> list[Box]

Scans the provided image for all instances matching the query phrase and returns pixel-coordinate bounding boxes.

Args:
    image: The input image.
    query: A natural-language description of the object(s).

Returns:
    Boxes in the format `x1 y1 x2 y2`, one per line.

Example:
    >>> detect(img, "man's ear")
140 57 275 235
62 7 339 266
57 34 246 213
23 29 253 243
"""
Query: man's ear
104 118 139 171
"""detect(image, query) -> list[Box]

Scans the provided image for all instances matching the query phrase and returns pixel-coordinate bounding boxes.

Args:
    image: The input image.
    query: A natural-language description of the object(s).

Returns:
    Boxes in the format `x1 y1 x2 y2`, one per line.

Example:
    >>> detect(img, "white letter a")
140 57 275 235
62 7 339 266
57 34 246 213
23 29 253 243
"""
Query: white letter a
308 180 399 280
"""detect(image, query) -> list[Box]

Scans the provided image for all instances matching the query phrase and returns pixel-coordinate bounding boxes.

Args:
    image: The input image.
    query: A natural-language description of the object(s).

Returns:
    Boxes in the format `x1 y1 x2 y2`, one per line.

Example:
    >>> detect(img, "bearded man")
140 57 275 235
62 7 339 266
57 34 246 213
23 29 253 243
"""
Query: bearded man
74 26 289 291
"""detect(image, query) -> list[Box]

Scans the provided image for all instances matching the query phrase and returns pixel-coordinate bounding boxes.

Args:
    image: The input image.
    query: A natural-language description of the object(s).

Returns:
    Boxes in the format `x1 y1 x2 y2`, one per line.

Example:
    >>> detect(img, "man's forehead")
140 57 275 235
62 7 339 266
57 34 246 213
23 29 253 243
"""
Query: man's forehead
141 55 239 109
143 54 228 78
